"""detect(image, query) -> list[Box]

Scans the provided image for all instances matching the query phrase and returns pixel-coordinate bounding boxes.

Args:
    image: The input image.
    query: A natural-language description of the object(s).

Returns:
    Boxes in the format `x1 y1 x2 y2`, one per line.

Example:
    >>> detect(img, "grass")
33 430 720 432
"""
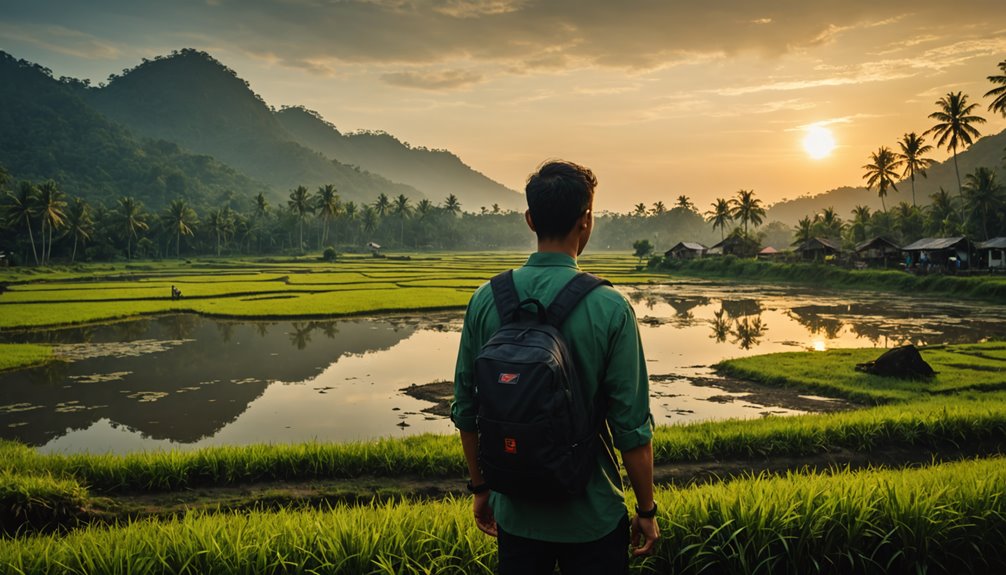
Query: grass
0 344 53 372
661 257 1006 302
0 252 665 330
3 458 1006 574
0 471 88 536
716 343 1006 404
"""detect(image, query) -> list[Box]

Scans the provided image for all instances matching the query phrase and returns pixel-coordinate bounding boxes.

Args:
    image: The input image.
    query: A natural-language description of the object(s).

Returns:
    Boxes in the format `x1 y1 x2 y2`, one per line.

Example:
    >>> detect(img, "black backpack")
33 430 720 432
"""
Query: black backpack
474 269 612 499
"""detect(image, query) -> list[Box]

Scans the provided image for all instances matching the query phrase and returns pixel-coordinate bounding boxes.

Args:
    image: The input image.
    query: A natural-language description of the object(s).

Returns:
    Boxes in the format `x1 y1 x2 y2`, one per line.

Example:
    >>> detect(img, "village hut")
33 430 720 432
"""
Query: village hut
795 237 842 262
901 237 973 272
855 237 901 268
976 237 1006 270
757 246 784 260
707 235 755 257
664 242 707 260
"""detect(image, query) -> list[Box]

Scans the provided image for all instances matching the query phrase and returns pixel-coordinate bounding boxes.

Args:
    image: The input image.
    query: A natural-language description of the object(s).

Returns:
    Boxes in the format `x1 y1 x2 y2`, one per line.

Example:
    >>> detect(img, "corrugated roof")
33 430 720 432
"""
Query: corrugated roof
902 237 967 251
798 237 842 252
977 237 1006 249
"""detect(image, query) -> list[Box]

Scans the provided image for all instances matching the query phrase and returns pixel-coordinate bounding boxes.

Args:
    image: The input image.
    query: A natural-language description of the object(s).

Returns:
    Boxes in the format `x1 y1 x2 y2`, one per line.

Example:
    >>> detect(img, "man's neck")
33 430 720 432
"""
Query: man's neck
536 237 579 260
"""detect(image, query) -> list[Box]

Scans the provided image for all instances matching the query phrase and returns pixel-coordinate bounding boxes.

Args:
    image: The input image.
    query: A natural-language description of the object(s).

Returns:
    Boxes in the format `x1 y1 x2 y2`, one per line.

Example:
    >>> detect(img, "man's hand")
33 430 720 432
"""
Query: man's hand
473 491 498 537
630 514 659 557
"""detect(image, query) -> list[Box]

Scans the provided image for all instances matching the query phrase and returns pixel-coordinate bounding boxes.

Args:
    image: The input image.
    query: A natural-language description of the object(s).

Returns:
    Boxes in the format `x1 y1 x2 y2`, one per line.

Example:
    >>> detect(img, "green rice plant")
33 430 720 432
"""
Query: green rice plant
0 344 52 372
3 459 1006 574
0 471 88 536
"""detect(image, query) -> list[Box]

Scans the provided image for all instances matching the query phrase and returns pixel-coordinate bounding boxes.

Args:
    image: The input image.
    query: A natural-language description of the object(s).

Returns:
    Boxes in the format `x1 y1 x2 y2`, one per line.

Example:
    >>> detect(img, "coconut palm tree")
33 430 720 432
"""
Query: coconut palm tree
792 216 814 247
162 199 198 258
632 203 647 217
704 198 733 241
392 194 412 245
814 207 843 238
895 133 934 207
373 193 391 218
650 201 667 216
986 59 1006 117
862 147 900 212
927 188 958 236
116 196 149 260
925 92 986 220
729 189 765 236
314 184 341 247
416 199 434 219
361 205 379 235
287 185 312 253
963 167 1005 241
675 195 695 212
206 208 235 256
64 198 93 263
442 193 462 216
849 205 872 243
34 180 66 264
4 181 40 265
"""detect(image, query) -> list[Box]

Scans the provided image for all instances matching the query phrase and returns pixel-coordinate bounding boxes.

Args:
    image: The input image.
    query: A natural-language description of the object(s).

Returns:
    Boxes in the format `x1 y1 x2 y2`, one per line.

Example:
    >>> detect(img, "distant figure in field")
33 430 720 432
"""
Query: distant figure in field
452 160 659 574
170 285 182 300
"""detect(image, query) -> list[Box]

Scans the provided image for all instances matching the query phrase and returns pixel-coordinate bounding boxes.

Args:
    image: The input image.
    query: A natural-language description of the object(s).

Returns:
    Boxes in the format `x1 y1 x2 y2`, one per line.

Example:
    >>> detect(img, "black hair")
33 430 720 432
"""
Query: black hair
524 160 596 239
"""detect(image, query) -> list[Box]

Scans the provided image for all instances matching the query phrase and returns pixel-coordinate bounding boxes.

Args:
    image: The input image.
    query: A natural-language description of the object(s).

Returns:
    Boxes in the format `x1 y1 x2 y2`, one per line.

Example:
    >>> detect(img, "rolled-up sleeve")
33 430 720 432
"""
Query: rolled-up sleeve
602 304 653 452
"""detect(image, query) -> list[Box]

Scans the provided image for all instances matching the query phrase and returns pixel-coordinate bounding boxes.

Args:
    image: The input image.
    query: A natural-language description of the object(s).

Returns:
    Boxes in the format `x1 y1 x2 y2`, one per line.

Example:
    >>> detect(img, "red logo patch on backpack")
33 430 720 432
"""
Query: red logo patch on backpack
498 373 520 384
504 438 517 454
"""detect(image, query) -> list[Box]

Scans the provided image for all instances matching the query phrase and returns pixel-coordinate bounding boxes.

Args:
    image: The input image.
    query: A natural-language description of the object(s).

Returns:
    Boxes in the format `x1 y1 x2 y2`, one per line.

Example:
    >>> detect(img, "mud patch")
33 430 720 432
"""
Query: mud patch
401 380 452 417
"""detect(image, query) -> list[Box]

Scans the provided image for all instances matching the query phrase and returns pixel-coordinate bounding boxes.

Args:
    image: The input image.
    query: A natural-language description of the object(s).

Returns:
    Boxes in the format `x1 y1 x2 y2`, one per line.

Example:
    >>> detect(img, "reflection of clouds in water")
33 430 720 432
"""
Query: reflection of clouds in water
55 340 192 361
69 371 131 384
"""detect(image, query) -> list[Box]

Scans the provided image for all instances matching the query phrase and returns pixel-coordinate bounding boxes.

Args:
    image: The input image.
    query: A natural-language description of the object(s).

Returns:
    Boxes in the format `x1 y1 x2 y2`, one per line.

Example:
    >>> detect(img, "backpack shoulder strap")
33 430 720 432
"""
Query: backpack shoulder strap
546 272 612 328
489 269 520 325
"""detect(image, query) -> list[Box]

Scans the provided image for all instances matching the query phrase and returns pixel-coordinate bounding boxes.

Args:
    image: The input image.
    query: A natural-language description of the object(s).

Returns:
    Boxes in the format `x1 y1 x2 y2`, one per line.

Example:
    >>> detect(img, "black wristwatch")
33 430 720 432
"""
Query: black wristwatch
466 480 490 494
635 501 658 519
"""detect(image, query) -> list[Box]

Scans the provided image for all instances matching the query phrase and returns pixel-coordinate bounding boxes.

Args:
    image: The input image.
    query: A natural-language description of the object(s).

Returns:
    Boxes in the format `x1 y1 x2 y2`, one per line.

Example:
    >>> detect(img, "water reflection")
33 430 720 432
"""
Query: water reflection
2 282 1005 453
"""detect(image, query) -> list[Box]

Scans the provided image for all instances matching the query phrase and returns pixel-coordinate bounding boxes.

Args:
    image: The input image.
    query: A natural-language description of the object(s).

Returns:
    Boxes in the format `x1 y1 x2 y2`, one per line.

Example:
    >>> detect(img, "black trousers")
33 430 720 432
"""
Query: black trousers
496 514 630 575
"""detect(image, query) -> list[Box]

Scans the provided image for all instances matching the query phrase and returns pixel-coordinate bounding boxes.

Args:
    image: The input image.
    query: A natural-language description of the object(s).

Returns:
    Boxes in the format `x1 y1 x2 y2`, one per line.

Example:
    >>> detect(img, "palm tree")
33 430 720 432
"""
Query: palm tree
925 91 986 221
729 189 765 236
373 193 391 218
392 194 412 245
963 167 1005 240
416 199 434 219
35 180 66 264
442 194 462 216
650 201 667 216
206 208 234 256
986 59 1006 117
814 207 843 238
632 203 647 217
361 205 379 235
849 205 872 243
254 192 269 219
895 133 934 207
4 181 40 265
116 196 149 260
64 198 93 263
792 216 814 247
314 184 341 247
162 199 198 258
704 198 733 241
287 185 312 253
675 195 695 212
862 147 900 212
927 188 958 236
342 201 359 245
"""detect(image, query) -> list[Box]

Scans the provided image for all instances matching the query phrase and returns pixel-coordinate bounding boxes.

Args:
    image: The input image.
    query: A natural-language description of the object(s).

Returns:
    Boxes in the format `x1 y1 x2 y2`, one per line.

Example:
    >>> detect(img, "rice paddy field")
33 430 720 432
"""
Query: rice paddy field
2 253 1006 573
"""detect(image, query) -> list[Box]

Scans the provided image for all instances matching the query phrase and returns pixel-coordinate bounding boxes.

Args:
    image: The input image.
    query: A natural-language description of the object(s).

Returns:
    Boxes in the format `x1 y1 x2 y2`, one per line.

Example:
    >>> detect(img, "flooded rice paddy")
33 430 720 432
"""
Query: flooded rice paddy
3 280 1006 453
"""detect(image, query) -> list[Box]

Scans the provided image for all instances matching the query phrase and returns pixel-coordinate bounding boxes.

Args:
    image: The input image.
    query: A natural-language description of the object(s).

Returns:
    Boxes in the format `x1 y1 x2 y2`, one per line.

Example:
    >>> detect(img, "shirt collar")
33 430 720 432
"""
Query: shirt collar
524 252 580 269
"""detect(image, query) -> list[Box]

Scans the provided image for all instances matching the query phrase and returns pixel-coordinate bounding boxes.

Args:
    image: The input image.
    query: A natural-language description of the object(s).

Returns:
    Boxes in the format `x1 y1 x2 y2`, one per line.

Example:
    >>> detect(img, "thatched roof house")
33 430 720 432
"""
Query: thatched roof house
795 237 842 261
664 242 707 260
708 235 754 257
855 237 901 267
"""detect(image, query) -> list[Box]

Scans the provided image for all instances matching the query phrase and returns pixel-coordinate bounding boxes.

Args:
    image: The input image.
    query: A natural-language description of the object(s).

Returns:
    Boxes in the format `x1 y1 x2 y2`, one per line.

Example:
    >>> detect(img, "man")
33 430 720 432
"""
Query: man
452 160 659 574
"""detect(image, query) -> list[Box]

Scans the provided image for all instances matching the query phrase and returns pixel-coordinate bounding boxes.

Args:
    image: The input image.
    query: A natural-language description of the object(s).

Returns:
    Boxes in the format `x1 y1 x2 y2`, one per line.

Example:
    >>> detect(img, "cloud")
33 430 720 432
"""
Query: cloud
0 23 121 60
381 68 484 90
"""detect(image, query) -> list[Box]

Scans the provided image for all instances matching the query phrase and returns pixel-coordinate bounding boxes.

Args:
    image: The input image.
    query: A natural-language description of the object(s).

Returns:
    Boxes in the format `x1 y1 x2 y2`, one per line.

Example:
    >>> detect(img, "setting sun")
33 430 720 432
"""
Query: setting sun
802 125 836 160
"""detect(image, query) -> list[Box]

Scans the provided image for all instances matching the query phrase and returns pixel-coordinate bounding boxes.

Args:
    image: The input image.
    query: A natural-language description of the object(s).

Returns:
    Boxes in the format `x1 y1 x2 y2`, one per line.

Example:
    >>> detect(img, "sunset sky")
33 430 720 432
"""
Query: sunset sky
4 1 1006 213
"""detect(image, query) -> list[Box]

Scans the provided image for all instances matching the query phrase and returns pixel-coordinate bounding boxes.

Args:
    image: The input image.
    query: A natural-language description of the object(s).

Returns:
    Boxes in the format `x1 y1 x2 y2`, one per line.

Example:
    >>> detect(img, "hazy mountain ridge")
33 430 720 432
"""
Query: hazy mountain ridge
275 106 523 211
0 51 268 211
767 129 1006 224
85 49 423 204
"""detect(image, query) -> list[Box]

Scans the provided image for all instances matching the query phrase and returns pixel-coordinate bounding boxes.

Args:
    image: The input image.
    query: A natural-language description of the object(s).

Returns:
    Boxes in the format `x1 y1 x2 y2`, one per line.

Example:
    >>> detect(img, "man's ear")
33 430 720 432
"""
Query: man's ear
525 210 536 231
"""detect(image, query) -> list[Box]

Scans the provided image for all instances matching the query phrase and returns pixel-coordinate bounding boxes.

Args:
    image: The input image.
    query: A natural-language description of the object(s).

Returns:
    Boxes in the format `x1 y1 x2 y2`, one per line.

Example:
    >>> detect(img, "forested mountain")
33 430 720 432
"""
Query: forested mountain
85 49 421 204
0 51 266 212
275 106 523 211
768 129 1006 224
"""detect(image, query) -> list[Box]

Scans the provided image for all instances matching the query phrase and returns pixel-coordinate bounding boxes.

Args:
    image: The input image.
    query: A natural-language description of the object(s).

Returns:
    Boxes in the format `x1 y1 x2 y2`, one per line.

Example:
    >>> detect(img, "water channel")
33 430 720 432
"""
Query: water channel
2 281 1005 453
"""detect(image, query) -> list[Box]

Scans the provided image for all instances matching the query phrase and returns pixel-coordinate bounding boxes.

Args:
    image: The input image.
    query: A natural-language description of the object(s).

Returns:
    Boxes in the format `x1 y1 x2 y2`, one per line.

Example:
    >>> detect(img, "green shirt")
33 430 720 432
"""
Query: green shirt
452 252 653 543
